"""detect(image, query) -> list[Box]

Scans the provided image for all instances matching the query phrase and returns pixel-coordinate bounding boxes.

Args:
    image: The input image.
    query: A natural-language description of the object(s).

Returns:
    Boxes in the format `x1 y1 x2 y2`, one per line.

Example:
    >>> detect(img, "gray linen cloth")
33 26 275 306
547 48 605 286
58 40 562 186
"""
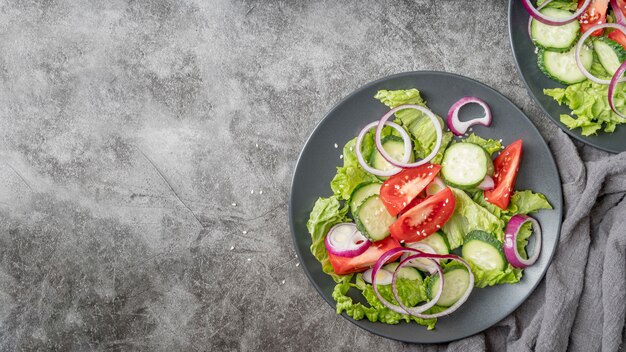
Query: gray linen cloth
449 130 626 352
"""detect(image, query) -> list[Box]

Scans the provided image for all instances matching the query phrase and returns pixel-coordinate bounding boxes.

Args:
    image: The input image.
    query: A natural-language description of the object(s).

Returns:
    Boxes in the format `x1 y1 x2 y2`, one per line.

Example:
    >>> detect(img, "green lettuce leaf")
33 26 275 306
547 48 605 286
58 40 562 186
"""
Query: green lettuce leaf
537 0 577 11
306 196 351 283
516 222 533 259
544 80 626 136
462 133 503 156
471 190 552 221
467 261 523 288
374 89 454 164
332 275 437 328
330 134 379 200
441 187 505 249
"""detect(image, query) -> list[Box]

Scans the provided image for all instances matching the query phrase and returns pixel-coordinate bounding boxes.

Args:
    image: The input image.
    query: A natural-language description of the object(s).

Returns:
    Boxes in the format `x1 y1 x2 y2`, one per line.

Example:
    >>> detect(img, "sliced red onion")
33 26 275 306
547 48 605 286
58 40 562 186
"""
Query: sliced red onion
608 60 626 119
395 253 474 319
526 0 555 38
426 177 446 196
375 105 442 169
576 23 626 84
613 0 626 25
371 247 424 314
400 242 438 273
504 215 542 268
522 0 591 25
446 97 492 136
477 175 495 191
324 223 371 258
371 248 475 319
363 267 393 285
356 121 412 177
391 254 443 315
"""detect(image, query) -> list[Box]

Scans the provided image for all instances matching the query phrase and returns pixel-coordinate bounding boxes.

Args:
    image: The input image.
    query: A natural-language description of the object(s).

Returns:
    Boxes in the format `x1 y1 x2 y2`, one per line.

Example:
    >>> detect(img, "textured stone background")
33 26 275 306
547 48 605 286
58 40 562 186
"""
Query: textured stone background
0 0 589 351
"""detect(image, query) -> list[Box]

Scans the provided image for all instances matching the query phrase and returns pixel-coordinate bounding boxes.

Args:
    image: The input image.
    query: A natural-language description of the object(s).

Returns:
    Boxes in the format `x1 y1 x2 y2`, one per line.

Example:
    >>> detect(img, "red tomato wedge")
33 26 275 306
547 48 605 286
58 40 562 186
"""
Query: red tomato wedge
484 140 523 210
578 0 609 36
389 187 456 243
398 195 425 217
379 163 441 217
327 236 402 275
608 29 626 50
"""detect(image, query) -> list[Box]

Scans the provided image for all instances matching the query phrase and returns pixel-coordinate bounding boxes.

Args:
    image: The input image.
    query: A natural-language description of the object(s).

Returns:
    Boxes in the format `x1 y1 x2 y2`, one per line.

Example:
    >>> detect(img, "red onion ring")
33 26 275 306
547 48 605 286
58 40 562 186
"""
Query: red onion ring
477 175 495 191
356 121 412 177
375 105 442 169
371 248 475 319
371 247 426 314
608 60 626 119
391 254 443 315
504 215 542 268
399 242 438 273
527 0 555 38
324 223 371 258
446 97 492 136
396 253 475 319
522 0 591 25
576 23 626 84
613 0 626 25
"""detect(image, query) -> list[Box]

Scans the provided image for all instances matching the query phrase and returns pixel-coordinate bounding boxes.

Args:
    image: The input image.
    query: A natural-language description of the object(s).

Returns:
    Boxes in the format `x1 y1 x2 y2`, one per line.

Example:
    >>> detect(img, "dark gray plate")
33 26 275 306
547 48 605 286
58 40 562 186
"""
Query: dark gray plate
289 71 563 344
508 0 626 153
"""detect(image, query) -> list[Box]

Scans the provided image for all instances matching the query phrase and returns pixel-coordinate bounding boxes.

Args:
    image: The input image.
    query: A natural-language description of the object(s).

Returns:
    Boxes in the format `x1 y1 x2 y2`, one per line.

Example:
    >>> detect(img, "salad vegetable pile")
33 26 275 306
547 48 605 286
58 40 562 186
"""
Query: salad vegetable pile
523 0 626 135
307 89 552 329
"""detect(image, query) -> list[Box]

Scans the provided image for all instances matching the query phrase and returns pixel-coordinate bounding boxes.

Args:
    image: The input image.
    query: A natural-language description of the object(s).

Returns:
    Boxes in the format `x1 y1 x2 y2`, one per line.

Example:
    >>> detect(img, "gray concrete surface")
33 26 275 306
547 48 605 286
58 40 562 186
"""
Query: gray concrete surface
0 0 575 350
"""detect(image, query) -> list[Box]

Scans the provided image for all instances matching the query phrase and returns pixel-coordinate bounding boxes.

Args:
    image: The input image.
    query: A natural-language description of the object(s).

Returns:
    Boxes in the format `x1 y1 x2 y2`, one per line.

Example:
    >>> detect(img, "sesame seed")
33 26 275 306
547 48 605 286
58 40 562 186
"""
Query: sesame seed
232 203 237 206
350 147 353 151
296 263 300 267
334 143 338 148
251 189 254 194
259 190 263 194
247 258 251 262
255 143 259 148
340 155 343 159
469 128 473 131
230 246 235 250
436 225 440 228
281 280 286 284
242 230 248 234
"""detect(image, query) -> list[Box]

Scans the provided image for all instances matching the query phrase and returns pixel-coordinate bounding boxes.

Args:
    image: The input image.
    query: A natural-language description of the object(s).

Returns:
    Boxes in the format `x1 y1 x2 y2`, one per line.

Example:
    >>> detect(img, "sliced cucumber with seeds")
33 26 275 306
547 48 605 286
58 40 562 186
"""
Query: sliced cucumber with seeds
354 195 395 241
531 8 580 51
538 45 593 85
593 37 626 76
461 230 506 272
441 143 489 189
419 231 450 255
371 135 414 179
427 265 471 307
349 182 381 214
383 263 423 282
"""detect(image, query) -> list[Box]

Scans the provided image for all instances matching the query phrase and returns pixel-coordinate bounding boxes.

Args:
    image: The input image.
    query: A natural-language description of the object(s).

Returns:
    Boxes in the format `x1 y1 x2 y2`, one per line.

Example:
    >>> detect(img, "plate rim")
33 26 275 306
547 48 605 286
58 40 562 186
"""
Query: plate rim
288 70 564 344
507 0 621 154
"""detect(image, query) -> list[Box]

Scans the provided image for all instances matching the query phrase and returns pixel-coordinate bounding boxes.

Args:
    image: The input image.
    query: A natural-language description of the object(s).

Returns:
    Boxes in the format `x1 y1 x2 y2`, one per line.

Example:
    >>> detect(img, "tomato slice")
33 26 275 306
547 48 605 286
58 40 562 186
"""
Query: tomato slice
484 140 523 210
327 236 402 275
578 0 609 36
608 29 626 50
379 163 441 217
389 187 456 242
397 195 425 217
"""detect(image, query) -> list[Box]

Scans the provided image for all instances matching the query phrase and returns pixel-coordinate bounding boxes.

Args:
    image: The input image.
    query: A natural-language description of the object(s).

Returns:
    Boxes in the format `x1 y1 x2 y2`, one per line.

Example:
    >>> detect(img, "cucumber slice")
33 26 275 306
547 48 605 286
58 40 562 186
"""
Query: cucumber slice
441 143 488 189
354 195 395 241
593 37 626 76
530 8 580 51
383 263 423 282
461 230 506 272
428 266 471 307
419 231 450 255
538 45 593 85
349 182 382 214
371 135 414 172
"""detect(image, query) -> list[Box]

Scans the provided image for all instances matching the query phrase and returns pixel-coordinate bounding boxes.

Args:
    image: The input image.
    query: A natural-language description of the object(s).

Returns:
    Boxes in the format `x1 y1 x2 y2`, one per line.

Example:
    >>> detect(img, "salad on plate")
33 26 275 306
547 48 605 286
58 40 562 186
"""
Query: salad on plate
522 0 626 135
307 88 552 329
